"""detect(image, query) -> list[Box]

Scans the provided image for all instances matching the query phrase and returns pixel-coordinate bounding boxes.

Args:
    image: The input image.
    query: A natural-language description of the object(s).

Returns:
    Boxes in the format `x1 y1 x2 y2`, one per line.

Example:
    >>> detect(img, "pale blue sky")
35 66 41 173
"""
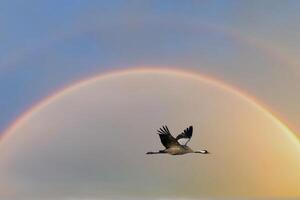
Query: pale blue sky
1 0 300 135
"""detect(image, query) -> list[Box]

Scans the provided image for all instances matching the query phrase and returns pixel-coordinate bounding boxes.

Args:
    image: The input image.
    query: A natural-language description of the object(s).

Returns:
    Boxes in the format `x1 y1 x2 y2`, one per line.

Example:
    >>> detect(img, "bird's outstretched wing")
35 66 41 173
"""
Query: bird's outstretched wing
157 126 180 148
176 126 193 146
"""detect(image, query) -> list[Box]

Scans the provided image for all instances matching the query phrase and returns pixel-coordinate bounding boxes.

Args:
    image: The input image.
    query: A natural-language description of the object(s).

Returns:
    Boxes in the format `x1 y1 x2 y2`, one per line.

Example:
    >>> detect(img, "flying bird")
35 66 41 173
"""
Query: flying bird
146 125 209 155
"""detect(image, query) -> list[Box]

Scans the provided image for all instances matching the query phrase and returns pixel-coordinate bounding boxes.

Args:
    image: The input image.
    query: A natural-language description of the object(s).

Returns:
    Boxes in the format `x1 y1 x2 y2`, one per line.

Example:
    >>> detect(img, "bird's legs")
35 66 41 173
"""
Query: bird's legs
146 150 166 155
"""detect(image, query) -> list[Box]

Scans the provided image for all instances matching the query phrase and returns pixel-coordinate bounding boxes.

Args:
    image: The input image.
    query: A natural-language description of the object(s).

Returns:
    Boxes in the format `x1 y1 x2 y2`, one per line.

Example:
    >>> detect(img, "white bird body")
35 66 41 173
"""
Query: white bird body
147 125 209 156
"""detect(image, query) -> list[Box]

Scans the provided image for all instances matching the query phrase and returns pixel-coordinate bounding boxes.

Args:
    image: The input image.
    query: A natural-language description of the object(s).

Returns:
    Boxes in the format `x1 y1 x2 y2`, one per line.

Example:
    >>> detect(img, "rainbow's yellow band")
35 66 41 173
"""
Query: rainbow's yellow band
1 67 299 150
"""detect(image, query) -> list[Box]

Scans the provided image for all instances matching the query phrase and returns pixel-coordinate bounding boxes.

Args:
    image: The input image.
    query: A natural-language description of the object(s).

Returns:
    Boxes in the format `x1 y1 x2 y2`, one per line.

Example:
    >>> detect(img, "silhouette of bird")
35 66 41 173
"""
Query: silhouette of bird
146 125 209 155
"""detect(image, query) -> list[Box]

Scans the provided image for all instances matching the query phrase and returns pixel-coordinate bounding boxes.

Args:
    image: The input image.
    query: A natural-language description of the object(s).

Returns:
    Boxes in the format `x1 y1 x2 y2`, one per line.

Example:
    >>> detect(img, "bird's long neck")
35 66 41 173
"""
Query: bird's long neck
194 150 209 154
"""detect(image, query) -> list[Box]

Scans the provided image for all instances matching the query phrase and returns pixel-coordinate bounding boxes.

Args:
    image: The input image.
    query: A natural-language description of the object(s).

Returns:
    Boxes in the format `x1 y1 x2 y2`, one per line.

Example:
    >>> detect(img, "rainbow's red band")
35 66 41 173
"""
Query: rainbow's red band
1 67 299 149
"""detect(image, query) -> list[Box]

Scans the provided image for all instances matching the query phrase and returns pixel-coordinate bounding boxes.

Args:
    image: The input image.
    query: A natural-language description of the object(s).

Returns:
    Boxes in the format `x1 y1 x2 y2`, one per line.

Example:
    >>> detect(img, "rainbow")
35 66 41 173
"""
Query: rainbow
1 67 300 150
1 20 300 75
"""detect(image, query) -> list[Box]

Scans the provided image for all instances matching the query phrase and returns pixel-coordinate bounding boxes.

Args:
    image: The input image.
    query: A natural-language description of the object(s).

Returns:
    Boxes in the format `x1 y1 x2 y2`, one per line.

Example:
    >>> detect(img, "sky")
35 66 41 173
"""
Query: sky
1 0 300 199
1 0 300 136
1 70 300 199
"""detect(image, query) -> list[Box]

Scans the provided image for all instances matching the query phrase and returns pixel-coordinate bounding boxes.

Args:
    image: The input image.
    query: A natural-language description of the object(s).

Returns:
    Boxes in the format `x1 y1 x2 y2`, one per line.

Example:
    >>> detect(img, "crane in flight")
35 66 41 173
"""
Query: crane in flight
146 125 209 155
